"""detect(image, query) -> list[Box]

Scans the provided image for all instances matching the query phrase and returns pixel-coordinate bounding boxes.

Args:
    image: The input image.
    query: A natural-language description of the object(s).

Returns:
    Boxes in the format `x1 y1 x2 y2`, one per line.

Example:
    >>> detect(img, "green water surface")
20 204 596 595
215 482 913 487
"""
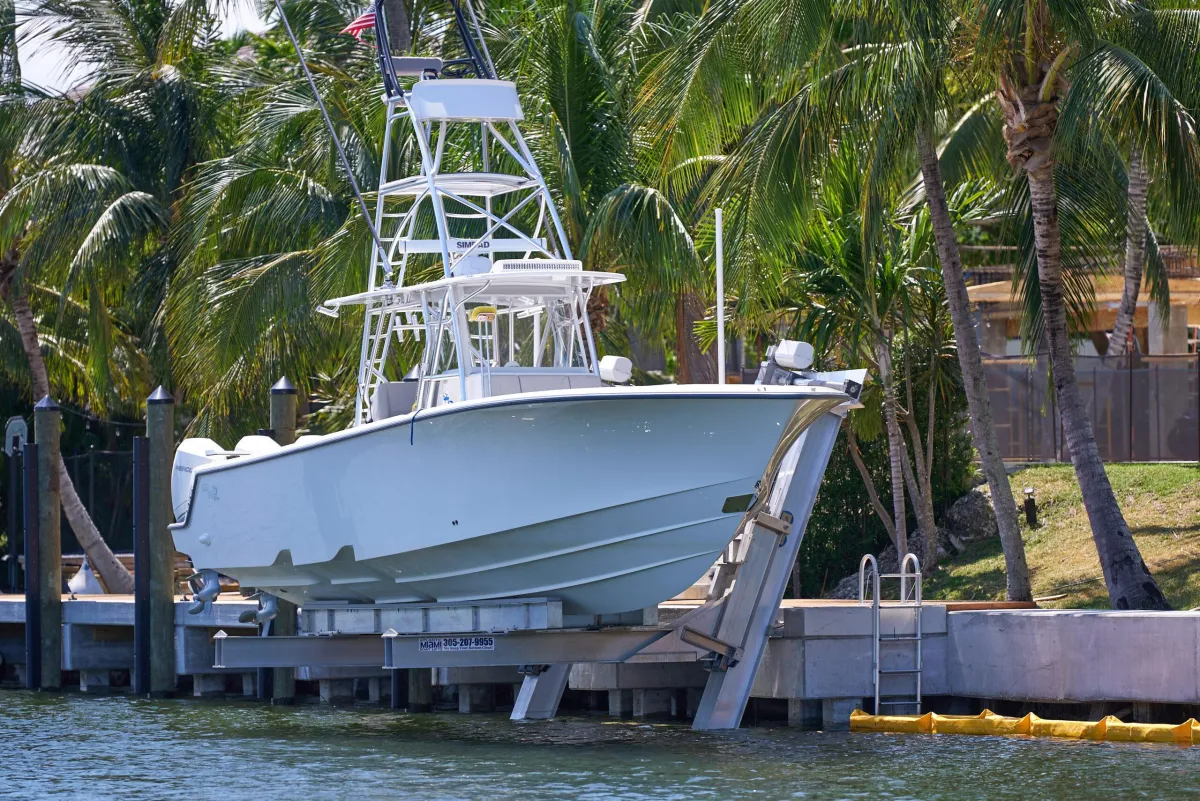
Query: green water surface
1 690 1198 799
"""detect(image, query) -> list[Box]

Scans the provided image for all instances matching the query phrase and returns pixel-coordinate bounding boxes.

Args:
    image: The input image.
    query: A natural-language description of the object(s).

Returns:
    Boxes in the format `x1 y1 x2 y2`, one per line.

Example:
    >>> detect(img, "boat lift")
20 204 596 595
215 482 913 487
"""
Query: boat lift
210 356 860 730
215 3 868 729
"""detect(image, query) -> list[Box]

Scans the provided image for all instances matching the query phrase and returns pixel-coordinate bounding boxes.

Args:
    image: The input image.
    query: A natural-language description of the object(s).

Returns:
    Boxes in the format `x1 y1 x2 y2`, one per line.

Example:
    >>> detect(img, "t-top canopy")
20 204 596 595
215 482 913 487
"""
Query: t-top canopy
322 268 625 313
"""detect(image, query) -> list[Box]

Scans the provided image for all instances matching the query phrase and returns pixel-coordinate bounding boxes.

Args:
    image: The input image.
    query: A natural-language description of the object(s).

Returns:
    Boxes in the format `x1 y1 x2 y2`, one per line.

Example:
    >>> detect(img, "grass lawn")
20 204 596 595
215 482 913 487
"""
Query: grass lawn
924 463 1200 610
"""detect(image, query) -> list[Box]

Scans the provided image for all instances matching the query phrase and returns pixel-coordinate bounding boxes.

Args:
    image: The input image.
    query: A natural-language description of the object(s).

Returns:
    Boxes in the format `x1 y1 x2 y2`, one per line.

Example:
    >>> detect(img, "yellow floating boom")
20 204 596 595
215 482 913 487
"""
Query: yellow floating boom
851 710 1200 745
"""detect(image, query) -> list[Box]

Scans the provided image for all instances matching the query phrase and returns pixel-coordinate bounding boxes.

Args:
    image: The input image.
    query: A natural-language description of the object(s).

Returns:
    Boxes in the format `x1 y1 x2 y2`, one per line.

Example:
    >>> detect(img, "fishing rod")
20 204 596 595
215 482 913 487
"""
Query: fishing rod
270 0 391 269
272 0 498 270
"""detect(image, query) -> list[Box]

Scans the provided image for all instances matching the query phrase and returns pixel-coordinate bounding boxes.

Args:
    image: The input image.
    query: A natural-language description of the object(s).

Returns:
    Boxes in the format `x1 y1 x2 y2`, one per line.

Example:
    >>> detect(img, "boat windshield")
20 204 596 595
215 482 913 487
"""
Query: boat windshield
424 290 594 376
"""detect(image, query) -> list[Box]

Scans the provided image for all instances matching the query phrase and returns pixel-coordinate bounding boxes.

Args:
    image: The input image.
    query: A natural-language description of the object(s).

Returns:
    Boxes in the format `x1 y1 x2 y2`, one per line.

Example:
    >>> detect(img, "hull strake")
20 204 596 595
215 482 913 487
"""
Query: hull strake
172 387 846 614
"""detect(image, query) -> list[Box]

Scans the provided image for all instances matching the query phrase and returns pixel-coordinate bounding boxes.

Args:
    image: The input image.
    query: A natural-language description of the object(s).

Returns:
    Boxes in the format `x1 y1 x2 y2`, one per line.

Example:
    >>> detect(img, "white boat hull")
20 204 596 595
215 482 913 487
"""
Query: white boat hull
171 385 846 615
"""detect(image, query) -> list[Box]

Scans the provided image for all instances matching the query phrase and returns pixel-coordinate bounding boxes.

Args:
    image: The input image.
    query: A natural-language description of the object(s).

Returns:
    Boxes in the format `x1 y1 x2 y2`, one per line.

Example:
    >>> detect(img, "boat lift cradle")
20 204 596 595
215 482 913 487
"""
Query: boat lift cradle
208 4 866 728
210 361 861 730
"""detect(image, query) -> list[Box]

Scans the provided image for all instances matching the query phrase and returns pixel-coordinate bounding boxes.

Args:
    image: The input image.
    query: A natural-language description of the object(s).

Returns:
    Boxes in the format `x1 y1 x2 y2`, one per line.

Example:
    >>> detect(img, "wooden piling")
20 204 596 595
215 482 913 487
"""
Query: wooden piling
146 386 176 695
268 377 299 705
33 397 62 690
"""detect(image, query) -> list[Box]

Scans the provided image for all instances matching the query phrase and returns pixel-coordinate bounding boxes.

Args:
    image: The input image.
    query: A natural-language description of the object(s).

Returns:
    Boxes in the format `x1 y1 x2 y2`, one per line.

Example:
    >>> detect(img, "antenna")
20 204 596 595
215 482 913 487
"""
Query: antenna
447 0 495 79
270 0 391 268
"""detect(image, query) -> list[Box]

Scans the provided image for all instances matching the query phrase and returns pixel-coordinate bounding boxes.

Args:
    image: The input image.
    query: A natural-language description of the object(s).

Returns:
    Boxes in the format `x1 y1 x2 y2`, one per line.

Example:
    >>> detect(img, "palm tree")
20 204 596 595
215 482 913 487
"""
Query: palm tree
0 0 245 591
1108 143 1191 358
638 0 1031 586
1107 150 1149 355
771 153 966 565
975 0 1200 609
168 0 384 436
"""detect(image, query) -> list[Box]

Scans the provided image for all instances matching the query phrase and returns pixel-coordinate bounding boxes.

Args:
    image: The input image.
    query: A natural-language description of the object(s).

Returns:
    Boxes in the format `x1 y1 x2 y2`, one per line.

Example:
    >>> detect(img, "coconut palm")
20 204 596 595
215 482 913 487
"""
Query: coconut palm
167 0 387 437
856 0 1034 598
1108 150 1150 355
759 150 965 565
637 0 1031 585
1107 141 1195 356
972 0 1200 609
0 0 244 591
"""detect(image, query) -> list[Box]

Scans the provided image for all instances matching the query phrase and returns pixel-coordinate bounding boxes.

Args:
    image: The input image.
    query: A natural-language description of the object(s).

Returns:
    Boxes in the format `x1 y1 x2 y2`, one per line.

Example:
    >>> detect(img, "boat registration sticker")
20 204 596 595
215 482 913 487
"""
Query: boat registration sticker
418 636 496 652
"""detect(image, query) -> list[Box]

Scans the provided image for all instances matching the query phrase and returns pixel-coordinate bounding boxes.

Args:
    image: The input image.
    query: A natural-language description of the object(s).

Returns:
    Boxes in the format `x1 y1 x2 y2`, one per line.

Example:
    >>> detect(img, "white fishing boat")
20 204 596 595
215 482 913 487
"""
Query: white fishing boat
169 8 859 618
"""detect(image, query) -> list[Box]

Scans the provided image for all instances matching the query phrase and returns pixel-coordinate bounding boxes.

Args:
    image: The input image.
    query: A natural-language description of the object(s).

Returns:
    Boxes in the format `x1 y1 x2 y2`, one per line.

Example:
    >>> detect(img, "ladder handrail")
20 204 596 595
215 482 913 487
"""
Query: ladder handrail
857 553 880 606
860 551 922 714
900 552 921 602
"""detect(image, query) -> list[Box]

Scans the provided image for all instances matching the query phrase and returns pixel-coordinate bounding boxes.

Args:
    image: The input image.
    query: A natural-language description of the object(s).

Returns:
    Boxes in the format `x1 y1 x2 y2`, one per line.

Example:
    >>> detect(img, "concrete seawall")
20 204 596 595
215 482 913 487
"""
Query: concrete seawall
3 595 1198 726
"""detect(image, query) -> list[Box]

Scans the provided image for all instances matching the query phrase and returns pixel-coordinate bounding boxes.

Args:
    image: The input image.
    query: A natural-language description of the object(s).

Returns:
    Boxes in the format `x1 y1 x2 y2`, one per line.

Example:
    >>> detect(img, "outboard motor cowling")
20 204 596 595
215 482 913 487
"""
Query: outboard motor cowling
172 438 229 522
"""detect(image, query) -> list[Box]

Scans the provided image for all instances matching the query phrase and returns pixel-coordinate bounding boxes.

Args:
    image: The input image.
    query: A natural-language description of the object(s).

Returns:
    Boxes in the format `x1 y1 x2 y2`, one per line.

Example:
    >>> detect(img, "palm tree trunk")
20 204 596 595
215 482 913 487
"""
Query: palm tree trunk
1 269 134 594
846 425 898 549
381 0 411 53
1108 149 1149 357
1025 164 1169 610
875 339 908 558
916 130 1032 600
900 323 939 568
898 427 938 567
676 290 717 384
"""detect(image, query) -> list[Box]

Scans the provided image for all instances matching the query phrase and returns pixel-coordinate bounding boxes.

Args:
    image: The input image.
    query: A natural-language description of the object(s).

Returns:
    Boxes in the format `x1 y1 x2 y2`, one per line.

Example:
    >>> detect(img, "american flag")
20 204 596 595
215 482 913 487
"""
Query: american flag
340 4 376 37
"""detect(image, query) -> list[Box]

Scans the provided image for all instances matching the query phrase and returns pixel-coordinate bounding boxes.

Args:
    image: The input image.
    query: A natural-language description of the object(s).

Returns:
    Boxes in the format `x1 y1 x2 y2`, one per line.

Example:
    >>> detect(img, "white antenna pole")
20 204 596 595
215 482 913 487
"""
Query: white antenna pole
715 208 726 385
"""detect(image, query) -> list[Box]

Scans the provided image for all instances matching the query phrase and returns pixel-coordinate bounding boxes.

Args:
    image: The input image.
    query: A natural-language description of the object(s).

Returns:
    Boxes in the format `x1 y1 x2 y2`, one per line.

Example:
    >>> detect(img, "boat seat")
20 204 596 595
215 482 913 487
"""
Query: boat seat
371 381 420 421
464 373 521 399
391 56 443 78
567 375 602 390
518 375 570 393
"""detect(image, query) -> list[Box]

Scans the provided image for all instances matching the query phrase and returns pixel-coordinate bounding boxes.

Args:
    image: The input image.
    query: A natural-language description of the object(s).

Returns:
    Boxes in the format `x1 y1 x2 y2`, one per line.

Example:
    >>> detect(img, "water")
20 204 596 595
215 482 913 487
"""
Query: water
2 690 1198 800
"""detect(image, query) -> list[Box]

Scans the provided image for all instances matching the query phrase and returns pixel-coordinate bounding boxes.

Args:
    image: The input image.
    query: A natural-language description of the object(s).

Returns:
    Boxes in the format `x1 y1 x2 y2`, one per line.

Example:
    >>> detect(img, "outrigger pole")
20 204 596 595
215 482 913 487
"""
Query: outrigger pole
270 0 391 267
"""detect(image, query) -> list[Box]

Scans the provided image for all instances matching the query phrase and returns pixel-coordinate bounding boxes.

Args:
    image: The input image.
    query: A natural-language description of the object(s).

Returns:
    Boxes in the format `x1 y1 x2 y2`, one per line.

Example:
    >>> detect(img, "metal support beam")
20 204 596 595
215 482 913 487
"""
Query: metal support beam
214 632 385 669
384 628 667 669
5 422 22 593
22 441 39 690
211 627 668 672
511 663 570 721
692 411 845 730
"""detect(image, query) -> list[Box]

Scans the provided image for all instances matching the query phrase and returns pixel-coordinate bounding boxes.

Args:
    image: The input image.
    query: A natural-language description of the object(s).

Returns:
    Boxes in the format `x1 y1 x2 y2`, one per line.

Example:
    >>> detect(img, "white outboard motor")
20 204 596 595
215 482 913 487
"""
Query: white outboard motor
172 438 230 522
756 340 865 404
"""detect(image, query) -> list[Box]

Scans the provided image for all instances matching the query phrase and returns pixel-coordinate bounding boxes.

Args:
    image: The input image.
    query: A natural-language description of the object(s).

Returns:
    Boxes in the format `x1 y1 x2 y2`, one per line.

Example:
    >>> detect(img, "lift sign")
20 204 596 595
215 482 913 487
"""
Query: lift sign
418 636 496 652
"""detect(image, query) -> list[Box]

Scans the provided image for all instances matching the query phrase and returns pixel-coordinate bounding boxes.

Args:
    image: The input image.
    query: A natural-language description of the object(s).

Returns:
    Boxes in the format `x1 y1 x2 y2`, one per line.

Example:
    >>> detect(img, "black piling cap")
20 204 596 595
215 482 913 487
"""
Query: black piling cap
34 395 60 411
271 376 297 395
147 385 175 405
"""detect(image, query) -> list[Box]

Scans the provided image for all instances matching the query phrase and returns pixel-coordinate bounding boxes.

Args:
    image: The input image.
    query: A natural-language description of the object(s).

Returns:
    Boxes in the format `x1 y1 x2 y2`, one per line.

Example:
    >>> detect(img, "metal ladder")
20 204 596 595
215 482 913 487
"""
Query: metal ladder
859 552 922 714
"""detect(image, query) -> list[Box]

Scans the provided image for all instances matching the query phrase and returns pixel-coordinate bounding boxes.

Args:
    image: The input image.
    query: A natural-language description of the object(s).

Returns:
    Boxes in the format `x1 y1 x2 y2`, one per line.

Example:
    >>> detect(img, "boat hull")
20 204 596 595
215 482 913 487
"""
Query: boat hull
171 386 845 615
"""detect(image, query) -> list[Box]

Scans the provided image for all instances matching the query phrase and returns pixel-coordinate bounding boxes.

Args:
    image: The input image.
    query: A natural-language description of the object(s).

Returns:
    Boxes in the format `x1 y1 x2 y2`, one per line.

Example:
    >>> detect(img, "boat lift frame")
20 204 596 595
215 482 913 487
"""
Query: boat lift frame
227 0 865 728
208 400 851 730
